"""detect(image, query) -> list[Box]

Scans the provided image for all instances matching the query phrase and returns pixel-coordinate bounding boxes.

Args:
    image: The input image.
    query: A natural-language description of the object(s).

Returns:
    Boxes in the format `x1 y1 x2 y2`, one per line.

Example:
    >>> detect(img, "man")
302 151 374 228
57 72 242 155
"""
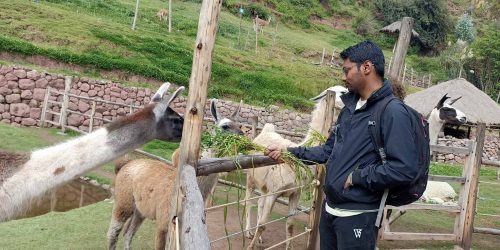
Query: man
266 41 419 249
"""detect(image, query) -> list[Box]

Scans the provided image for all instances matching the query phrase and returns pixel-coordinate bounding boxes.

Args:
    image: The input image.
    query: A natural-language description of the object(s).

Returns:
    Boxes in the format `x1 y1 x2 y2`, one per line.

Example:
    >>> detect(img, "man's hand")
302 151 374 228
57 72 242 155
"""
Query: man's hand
344 172 353 189
265 145 283 161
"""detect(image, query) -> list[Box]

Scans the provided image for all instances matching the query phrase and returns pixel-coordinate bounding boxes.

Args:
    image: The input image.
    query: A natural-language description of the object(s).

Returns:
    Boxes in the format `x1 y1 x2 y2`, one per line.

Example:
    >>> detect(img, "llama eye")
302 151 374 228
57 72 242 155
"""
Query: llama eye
221 125 229 129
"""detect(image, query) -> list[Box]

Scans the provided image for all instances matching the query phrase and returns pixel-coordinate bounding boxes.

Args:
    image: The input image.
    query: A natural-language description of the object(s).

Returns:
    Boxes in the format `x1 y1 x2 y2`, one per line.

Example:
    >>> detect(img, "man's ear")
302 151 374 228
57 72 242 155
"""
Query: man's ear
363 61 372 75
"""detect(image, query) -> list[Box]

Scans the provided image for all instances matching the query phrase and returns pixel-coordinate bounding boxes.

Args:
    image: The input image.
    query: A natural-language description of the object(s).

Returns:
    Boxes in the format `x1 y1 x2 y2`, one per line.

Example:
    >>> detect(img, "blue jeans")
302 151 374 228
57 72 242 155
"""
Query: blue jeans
319 202 379 250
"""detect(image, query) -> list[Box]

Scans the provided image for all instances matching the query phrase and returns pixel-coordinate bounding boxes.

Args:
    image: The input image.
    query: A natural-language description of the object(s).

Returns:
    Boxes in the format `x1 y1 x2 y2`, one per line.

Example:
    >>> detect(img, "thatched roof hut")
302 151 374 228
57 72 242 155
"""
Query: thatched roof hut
380 21 420 38
405 78 500 126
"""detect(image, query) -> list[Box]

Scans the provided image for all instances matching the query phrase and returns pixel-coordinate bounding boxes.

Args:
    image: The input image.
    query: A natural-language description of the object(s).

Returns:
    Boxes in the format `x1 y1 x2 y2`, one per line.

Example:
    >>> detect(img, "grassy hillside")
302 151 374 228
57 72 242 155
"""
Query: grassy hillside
0 0 369 110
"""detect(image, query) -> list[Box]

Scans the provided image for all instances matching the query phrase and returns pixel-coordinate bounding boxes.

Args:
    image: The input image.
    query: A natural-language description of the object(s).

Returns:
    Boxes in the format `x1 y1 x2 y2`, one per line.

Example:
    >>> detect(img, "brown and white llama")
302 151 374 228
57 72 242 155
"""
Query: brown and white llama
199 99 243 207
244 86 347 250
156 9 168 22
107 99 243 250
0 82 184 222
252 15 271 34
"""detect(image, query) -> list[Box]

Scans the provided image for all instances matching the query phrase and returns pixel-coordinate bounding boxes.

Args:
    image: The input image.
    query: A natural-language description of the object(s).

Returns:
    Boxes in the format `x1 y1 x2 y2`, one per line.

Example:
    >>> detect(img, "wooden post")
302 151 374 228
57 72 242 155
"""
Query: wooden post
330 48 336 64
50 190 57 212
59 76 72 133
168 0 172 33
320 48 325 66
129 104 134 114
237 5 242 49
40 86 51 128
165 0 222 249
88 101 96 133
461 123 486 250
132 0 140 30
428 74 432 87
388 17 414 79
244 29 250 50
251 115 258 139
401 63 407 84
410 68 414 85
79 184 85 207
255 15 259 53
306 91 337 250
387 56 393 72
272 20 278 48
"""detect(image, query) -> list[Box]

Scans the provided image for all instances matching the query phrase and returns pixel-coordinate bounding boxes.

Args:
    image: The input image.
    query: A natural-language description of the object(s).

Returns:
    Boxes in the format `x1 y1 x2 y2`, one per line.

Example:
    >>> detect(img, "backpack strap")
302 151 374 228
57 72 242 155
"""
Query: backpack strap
367 95 398 227
368 95 398 164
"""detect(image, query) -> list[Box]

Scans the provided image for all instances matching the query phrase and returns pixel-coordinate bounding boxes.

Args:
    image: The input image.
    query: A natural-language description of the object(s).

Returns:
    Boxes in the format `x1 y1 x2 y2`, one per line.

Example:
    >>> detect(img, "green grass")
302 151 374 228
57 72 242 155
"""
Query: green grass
0 123 73 152
0 201 156 250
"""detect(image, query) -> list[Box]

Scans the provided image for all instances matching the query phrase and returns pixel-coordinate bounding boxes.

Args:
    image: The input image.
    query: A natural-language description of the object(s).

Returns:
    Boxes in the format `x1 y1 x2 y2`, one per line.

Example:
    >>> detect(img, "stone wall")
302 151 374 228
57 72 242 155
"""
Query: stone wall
435 135 500 165
0 65 310 140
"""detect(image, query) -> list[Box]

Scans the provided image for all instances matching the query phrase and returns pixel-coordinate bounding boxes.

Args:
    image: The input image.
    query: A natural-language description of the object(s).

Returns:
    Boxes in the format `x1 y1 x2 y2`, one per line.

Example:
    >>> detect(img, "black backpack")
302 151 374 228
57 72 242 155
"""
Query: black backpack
369 95 430 223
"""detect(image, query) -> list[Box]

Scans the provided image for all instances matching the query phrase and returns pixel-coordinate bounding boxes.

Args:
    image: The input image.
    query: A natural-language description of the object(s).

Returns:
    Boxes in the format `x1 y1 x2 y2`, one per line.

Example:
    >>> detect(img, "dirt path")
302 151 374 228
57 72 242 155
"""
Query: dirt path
207 202 309 250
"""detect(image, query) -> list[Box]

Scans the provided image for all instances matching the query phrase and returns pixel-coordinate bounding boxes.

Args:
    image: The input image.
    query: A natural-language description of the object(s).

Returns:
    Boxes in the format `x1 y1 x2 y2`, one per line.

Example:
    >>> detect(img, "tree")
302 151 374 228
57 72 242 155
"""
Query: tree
455 13 476 43
463 23 500 100
374 0 452 53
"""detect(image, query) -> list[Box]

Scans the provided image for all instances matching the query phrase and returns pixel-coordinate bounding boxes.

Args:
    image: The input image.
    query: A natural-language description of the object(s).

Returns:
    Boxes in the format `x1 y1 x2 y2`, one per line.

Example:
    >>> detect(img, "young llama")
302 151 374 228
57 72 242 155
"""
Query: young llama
0 82 184 222
107 99 244 250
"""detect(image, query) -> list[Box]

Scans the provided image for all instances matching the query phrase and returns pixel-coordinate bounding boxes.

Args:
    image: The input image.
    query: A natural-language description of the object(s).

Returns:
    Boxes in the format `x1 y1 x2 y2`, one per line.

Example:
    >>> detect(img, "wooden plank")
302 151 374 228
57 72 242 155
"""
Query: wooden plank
461 123 486 249
47 100 62 105
382 232 457 241
66 110 91 118
481 159 500 168
88 101 96 133
386 204 461 213
430 144 472 155
474 227 500 236
388 17 414 79
251 115 258 139
306 90 336 250
40 87 51 128
59 76 71 133
165 0 222 249
196 154 279 175
455 141 476 240
44 120 60 126
428 175 466 183
46 110 61 116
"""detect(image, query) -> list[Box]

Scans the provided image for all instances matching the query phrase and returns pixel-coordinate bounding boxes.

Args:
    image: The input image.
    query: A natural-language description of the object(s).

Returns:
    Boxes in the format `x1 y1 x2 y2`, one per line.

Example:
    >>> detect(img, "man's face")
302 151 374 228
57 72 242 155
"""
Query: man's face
342 59 365 94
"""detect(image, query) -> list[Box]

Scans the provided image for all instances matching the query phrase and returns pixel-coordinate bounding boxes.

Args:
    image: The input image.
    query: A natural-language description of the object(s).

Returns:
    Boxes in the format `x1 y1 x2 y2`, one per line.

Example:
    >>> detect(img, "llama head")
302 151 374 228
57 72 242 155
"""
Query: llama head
149 82 185 141
210 99 244 135
431 94 467 125
310 85 348 108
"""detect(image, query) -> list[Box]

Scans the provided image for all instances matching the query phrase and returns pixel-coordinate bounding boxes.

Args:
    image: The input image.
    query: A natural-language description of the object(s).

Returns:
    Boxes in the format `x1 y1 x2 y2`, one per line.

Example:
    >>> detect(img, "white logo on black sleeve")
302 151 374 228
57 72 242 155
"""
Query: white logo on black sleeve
353 229 362 238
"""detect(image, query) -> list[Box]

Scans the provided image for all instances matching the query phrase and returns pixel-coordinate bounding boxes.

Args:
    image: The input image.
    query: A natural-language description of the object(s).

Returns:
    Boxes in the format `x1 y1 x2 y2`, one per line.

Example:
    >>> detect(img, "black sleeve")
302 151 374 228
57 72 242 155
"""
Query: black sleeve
286 130 335 165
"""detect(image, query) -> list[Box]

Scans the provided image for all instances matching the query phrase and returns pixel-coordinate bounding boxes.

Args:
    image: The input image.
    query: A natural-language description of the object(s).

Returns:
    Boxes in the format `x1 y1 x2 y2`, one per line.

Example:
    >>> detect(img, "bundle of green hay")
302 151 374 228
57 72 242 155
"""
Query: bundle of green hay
201 127 327 182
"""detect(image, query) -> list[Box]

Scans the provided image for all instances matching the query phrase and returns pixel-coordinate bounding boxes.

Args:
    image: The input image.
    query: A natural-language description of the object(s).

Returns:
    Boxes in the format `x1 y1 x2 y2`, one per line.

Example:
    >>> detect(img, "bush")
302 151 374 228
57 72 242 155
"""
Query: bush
455 13 476 43
352 10 376 36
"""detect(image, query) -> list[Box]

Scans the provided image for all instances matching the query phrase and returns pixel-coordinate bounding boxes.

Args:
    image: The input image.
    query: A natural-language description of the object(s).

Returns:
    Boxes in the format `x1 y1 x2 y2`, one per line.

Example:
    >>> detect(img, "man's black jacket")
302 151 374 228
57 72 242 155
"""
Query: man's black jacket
288 81 419 210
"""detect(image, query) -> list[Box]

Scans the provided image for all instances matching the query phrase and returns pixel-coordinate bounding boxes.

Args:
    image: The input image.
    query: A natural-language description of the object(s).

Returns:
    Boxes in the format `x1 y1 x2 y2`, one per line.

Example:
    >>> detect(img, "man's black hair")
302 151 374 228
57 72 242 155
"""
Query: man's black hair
340 41 385 79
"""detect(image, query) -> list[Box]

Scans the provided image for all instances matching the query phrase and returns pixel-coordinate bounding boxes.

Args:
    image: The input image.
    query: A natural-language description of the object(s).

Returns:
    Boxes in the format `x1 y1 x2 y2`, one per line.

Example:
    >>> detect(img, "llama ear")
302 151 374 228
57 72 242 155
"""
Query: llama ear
210 99 220 123
436 93 450 109
151 82 171 103
165 86 185 107
449 96 462 105
230 100 243 119
310 90 327 102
